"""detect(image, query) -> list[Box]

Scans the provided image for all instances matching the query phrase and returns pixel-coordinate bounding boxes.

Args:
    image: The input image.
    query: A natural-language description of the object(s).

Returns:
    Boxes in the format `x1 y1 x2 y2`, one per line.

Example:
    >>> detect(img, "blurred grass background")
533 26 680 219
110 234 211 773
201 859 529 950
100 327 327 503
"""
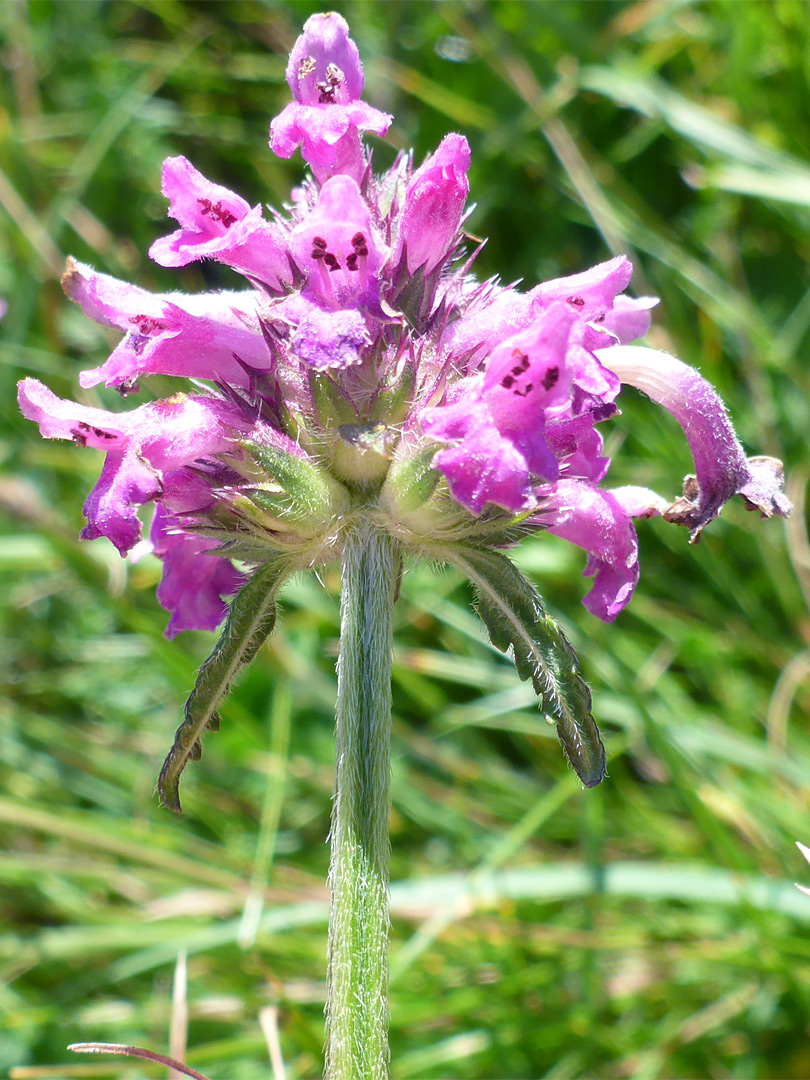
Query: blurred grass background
2 0 810 1076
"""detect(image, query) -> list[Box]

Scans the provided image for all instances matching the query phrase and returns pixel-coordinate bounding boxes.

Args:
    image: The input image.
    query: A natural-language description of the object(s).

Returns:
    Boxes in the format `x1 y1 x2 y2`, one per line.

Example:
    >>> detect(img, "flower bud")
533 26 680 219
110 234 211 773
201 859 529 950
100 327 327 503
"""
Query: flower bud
241 438 351 530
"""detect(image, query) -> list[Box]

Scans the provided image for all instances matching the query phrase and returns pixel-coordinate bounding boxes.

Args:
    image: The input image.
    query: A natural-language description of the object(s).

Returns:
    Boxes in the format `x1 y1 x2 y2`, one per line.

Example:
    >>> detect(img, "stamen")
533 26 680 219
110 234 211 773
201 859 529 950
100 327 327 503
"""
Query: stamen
541 367 559 391
197 198 237 228
317 64 345 104
509 349 530 376
129 334 149 356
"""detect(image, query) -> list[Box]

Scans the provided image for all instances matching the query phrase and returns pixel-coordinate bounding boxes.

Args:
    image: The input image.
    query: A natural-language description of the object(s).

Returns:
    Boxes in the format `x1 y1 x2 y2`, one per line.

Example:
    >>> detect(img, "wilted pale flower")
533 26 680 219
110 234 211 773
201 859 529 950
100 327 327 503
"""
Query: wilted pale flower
18 12 790 799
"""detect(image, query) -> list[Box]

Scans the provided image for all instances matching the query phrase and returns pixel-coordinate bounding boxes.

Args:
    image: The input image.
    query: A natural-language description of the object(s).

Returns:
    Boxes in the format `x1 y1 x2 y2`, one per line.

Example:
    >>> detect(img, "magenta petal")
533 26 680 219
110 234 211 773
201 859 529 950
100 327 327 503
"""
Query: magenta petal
271 106 368 183
270 14 392 182
396 133 470 275
599 295 659 345
61 256 158 331
155 155 251 240
272 101 391 157
423 305 578 513
285 12 366 104
431 420 535 514
439 286 535 371
18 381 248 555
545 414 612 484
159 467 220 516
422 397 556 515
148 157 291 289
483 309 575 479
600 345 792 539
290 175 386 307
18 377 127 447
151 505 244 638
532 255 634 319
482 302 575 403
82 447 159 553
292 302 368 369
565 342 622 400
63 261 268 389
539 479 642 621
134 396 245 471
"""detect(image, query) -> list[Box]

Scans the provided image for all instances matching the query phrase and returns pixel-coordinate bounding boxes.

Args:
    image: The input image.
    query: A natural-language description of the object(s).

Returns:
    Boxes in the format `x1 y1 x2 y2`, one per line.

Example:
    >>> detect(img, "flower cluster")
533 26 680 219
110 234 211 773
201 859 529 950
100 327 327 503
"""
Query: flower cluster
19 12 790 643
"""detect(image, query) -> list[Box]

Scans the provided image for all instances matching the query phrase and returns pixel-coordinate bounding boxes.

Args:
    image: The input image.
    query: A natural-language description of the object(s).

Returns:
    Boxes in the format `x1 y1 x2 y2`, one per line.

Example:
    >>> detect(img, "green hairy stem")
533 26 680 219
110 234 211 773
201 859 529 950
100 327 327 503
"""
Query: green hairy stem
326 522 398 1080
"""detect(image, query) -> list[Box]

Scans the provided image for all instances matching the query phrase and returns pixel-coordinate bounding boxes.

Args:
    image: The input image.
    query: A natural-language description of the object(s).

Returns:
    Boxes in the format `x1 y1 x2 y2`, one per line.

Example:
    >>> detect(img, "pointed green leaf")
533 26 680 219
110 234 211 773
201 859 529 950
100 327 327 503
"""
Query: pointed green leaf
380 441 441 515
309 370 358 428
241 439 350 521
438 545 606 787
158 557 294 813
369 359 416 423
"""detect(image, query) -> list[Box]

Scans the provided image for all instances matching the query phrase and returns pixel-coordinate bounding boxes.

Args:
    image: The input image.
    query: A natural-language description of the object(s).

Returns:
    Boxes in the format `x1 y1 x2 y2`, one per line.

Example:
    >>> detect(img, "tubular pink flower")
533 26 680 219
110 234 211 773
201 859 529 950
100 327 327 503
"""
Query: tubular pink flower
531 256 653 400
394 134 471 275
269 12 392 183
17 379 246 554
537 480 668 621
440 256 650 382
422 304 577 512
149 156 292 291
63 259 268 390
599 345 792 540
151 505 245 638
290 174 386 308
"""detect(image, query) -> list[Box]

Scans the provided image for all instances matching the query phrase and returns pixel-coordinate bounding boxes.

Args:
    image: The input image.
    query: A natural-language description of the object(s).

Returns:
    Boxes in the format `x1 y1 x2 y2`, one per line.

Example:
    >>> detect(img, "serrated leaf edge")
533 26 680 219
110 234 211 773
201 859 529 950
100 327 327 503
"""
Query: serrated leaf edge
435 544 605 787
158 557 295 812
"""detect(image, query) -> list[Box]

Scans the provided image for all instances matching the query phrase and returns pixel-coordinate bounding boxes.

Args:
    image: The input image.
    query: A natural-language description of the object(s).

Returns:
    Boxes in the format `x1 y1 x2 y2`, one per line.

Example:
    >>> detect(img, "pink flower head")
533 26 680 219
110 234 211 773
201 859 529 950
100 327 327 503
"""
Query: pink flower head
19 8 790 648
270 12 392 184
